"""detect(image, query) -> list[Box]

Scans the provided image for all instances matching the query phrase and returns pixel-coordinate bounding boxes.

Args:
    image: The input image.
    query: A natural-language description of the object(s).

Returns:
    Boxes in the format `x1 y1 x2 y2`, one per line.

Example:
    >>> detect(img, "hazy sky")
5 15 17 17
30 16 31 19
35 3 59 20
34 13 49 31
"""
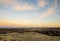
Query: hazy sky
0 0 60 27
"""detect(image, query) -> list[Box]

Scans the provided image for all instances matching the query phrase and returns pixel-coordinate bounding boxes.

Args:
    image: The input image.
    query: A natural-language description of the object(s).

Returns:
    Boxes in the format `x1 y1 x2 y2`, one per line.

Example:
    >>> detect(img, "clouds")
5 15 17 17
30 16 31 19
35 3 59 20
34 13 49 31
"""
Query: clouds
13 3 35 11
0 0 10 3
13 0 49 11
0 0 50 11
0 0 15 4
0 0 37 11
0 0 58 15
33 0 58 18
40 8 54 18
38 0 48 7
0 0 59 27
40 0 58 18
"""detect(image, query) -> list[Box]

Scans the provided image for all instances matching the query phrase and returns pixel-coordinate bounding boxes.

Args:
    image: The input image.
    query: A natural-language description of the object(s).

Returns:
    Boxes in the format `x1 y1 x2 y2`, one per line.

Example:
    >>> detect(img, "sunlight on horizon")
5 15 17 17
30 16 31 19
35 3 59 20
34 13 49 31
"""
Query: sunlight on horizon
0 0 60 27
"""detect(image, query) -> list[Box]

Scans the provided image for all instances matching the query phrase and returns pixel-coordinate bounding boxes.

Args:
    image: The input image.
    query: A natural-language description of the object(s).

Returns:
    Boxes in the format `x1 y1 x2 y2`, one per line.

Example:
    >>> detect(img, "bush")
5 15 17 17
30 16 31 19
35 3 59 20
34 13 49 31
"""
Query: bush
0 37 3 40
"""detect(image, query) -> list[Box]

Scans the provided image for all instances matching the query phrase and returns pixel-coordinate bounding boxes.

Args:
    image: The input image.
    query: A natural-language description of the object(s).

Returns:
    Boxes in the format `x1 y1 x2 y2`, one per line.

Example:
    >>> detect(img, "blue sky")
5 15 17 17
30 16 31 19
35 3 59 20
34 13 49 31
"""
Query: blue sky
0 0 60 27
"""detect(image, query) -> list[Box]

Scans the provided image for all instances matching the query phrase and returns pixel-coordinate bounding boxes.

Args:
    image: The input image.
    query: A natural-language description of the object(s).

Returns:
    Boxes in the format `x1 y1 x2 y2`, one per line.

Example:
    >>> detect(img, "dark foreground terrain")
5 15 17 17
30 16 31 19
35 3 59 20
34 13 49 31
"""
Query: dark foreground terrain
0 27 60 36
0 27 60 41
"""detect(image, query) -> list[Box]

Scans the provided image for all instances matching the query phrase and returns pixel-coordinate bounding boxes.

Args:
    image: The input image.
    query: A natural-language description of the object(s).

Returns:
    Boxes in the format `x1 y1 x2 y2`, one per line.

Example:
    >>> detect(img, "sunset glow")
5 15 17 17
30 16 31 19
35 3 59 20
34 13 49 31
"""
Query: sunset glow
0 0 60 27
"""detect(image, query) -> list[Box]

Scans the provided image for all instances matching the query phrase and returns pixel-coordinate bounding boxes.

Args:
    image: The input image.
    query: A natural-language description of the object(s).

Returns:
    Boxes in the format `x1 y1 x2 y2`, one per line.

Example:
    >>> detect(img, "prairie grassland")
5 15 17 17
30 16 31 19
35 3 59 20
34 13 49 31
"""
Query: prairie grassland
0 32 60 41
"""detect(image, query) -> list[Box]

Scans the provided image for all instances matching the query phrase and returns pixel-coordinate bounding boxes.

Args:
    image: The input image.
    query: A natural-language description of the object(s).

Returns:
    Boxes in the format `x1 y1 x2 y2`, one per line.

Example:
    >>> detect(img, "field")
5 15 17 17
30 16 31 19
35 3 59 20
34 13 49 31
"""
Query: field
0 32 60 41
0 28 60 41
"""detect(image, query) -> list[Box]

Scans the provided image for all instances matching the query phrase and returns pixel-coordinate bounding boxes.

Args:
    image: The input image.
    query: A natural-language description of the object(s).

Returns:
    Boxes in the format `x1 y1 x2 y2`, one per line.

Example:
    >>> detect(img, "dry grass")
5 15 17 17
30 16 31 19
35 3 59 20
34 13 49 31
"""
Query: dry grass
0 32 60 41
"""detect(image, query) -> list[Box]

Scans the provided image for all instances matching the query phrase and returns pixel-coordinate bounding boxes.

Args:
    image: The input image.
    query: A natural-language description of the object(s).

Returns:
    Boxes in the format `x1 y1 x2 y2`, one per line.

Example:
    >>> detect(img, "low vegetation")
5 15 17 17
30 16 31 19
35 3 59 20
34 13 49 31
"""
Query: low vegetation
0 28 60 41
0 32 60 41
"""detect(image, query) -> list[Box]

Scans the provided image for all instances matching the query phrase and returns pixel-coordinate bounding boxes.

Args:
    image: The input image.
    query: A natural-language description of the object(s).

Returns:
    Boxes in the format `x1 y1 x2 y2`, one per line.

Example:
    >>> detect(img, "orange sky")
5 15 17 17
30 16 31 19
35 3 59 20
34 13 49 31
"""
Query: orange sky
0 20 60 27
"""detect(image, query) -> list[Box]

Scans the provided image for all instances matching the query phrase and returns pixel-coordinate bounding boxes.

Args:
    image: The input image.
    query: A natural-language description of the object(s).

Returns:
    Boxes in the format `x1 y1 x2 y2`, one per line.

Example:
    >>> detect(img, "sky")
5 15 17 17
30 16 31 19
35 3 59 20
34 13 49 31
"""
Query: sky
0 0 60 27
